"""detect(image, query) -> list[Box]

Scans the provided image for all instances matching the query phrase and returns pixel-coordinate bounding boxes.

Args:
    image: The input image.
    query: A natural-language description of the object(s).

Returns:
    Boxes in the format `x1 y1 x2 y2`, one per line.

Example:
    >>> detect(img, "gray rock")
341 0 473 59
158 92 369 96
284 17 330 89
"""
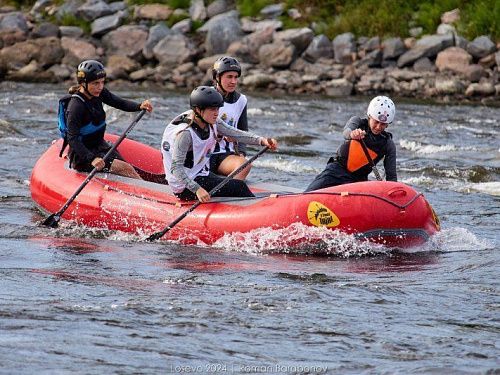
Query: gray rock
56 0 84 21
32 22 60 38
259 42 296 69
496 51 500 68
397 34 454 68
455 35 469 49
190 0 206 21
0 12 29 33
436 23 456 35
30 0 51 15
333 32 356 64
48 64 72 80
203 11 243 56
303 34 333 62
207 0 233 18
143 23 172 60
467 36 496 59
59 26 84 38
109 1 127 12
260 3 284 18
102 25 148 59
242 72 275 87
355 49 382 68
465 82 495 96
153 33 196 66
172 18 192 34
463 64 484 83
61 37 98 66
413 57 435 72
359 36 380 52
324 78 353 97
227 26 274 64
274 28 314 55
435 47 472 73
240 17 282 33
91 11 126 37
77 0 113 22
382 37 406 60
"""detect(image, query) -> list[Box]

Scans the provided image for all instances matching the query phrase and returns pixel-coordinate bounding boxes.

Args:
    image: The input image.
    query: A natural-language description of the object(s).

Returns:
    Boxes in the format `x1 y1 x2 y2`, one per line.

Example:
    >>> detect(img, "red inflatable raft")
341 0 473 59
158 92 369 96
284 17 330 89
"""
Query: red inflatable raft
30 135 440 248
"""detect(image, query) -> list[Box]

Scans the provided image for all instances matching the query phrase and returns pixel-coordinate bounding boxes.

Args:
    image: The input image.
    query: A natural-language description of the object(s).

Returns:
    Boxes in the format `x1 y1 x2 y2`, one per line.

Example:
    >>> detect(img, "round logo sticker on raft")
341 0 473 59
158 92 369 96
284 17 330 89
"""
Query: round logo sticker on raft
307 201 340 228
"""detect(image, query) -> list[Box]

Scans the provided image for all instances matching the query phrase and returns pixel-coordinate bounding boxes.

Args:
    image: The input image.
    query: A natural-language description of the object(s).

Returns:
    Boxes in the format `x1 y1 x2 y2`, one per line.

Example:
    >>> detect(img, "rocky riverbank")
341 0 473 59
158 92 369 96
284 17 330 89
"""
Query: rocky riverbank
0 1 499 103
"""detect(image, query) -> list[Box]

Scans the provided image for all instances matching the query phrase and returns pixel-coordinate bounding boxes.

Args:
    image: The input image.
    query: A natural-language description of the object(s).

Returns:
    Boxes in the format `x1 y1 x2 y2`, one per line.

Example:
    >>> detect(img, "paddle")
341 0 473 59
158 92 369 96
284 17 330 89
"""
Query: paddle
146 146 269 242
358 138 383 181
41 110 147 228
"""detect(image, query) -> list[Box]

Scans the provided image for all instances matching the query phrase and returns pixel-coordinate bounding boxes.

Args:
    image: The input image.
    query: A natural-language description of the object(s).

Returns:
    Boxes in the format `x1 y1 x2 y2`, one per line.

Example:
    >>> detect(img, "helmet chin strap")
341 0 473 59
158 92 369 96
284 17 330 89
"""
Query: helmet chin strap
194 108 213 127
216 76 228 97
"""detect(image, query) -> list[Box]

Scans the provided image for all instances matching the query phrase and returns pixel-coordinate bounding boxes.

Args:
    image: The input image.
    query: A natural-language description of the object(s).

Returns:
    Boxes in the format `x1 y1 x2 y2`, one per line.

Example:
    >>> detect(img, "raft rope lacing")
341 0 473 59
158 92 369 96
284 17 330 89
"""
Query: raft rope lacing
92 179 423 210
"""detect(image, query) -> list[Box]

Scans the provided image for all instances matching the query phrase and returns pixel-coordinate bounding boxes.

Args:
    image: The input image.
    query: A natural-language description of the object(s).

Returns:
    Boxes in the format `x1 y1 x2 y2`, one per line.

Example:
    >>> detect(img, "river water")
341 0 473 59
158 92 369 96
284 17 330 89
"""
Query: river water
0 82 498 374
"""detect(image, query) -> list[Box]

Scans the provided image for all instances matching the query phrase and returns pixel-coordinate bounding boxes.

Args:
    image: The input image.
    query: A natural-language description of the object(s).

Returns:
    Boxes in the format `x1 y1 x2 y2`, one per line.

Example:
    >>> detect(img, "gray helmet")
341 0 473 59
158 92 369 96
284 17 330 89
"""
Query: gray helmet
77 60 106 84
212 56 241 80
190 86 224 109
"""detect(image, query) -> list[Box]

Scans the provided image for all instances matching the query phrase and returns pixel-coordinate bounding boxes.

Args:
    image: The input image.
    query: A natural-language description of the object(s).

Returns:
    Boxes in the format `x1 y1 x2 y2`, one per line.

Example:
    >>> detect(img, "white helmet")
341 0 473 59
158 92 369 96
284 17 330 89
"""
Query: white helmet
367 96 395 124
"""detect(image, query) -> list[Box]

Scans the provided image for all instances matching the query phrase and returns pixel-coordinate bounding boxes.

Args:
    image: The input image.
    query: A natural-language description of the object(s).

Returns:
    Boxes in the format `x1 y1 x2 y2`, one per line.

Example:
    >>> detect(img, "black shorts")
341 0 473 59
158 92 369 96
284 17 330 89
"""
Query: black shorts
72 148 123 173
209 152 235 173
175 172 255 201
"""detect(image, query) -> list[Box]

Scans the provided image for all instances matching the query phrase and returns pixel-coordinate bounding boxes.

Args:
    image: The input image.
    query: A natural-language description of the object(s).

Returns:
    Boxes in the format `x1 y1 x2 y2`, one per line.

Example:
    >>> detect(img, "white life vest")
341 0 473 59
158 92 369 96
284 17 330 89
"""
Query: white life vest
161 110 218 193
214 93 247 154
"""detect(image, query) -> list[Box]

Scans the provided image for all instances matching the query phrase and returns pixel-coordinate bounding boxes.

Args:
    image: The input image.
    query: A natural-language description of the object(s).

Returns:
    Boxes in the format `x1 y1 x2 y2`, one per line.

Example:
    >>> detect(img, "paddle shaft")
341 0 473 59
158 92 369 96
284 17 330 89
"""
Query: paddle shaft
358 138 383 181
41 110 146 227
146 146 270 241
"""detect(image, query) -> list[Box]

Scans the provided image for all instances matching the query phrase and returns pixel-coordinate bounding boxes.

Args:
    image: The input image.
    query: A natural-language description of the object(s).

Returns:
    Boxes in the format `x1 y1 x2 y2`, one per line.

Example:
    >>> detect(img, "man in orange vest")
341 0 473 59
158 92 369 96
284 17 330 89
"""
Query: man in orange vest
305 96 397 191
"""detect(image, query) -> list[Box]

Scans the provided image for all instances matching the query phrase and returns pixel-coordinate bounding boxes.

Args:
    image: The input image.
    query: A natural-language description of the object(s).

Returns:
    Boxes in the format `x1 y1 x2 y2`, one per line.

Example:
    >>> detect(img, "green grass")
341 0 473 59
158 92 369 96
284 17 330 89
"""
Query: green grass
57 13 91 34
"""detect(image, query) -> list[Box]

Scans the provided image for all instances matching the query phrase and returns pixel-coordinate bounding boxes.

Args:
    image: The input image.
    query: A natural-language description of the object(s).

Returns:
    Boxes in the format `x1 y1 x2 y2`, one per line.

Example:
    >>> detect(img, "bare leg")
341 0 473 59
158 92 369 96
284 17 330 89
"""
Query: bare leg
217 154 251 180
110 159 142 179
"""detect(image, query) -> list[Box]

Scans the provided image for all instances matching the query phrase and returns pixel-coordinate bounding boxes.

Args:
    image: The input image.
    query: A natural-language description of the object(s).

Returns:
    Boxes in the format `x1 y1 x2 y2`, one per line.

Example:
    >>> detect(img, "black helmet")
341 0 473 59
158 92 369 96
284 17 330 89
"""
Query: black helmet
77 60 106 84
212 56 241 80
190 86 224 109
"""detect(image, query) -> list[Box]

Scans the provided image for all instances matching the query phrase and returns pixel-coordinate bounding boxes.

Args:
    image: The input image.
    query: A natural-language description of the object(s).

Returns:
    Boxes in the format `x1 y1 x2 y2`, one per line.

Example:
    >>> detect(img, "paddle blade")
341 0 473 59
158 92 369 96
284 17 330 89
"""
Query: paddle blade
146 232 163 242
41 214 60 228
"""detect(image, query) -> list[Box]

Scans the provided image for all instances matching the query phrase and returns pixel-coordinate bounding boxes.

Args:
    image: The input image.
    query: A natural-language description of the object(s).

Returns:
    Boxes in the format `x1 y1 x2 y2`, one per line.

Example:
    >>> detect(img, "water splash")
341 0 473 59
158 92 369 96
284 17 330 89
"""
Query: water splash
422 227 494 252
213 222 389 257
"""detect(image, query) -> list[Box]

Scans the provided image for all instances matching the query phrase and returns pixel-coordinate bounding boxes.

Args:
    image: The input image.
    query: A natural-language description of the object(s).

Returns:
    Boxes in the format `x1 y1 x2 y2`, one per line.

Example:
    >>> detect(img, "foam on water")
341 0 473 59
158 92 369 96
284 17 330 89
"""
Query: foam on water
424 227 494 252
399 139 466 154
253 157 321 174
459 181 500 196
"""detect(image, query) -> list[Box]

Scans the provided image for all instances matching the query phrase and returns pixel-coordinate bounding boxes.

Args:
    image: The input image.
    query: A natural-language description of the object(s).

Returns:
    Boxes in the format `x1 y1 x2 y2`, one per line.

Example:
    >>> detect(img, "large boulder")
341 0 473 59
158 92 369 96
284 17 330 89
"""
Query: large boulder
274 27 314 56
0 37 64 70
258 42 296 69
467 36 496 59
91 11 127 37
201 10 243 56
303 34 333 62
227 26 274 64
61 37 98 66
0 12 29 34
77 0 113 21
397 34 454 68
143 23 172 60
153 33 196 66
382 37 406 60
102 25 148 59
435 47 472 74
332 32 356 64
